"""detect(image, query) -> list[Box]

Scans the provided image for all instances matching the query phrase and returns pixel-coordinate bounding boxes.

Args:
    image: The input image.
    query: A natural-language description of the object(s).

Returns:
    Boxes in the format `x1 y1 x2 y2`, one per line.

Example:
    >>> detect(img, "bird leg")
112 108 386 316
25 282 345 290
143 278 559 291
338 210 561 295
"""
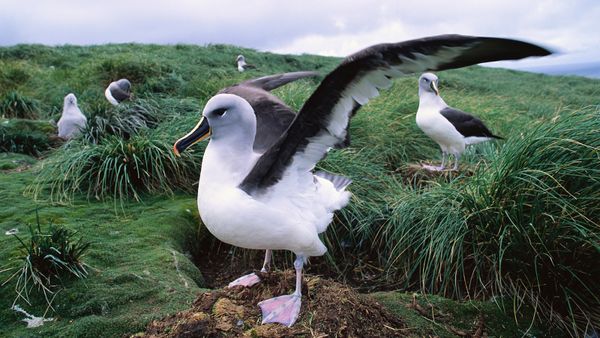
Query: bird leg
258 255 304 327
422 151 447 171
440 151 447 170
452 153 461 171
227 249 272 288
261 249 272 272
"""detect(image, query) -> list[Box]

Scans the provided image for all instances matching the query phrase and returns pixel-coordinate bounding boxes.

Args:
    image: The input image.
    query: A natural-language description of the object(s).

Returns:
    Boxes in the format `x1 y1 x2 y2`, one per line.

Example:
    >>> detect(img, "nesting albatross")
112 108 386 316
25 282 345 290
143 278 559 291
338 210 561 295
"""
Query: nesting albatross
417 73 504 171
104 78 132 105
174 34 551 327
57 93 87 140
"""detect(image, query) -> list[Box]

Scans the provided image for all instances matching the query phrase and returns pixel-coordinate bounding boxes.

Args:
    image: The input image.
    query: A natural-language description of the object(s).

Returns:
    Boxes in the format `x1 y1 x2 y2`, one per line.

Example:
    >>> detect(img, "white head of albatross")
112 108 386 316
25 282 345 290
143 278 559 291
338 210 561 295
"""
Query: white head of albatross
416 72 504 171
174 34 550 327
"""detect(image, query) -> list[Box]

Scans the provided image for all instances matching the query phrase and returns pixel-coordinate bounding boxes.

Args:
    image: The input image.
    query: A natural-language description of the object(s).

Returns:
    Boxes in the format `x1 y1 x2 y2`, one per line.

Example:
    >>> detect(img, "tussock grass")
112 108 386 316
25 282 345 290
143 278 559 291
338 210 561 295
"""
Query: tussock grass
29 134 199 205
96 55 170 85
0 91 40 119
26 96 203 205
3 210 90 307
82 98 163 144
0 118 55 155
328 108 600 335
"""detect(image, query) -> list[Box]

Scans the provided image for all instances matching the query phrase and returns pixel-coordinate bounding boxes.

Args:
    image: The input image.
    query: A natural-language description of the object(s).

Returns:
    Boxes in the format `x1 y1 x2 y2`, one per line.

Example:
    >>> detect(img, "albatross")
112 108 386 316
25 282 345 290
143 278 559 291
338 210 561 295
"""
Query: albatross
57 93 87 140
236 55 256 72
174 34 551 327
417 72 504 171
104 78 132 105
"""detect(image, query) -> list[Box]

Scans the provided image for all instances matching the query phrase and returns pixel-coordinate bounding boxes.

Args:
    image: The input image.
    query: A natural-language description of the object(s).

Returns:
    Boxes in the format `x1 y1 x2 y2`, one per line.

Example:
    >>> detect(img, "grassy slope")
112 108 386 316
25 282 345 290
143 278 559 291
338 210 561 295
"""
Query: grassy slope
0 43 598 337
0 163 205 337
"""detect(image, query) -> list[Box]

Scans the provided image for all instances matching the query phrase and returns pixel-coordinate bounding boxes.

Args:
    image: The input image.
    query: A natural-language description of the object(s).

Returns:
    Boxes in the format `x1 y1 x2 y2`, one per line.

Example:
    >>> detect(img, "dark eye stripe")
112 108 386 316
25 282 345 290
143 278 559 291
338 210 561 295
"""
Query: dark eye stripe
213 108 227 116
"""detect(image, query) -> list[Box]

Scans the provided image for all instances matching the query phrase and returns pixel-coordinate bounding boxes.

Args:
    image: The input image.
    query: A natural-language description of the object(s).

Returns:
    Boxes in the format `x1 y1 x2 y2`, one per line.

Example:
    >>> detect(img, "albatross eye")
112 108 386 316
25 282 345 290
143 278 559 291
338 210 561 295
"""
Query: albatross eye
213 108 227 117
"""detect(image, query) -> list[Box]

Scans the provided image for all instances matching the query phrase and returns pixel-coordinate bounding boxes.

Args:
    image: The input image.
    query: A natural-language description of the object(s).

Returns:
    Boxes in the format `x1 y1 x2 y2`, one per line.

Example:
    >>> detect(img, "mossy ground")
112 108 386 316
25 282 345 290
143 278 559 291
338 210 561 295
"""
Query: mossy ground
0 164 206 338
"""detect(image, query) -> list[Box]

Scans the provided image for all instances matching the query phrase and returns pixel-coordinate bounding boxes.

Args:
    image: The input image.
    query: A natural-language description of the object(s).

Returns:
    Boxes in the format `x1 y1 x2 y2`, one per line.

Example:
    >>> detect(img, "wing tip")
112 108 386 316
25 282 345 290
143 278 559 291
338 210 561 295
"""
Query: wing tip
315 171 353 191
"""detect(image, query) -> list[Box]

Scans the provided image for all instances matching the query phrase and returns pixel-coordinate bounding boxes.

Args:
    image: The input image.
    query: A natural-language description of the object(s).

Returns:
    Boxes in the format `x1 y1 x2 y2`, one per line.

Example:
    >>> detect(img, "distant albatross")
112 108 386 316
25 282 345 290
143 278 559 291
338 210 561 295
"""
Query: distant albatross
417 73 504 171
236 55 256 72
57 93 87 140
174 34 551 327
104 78 132 105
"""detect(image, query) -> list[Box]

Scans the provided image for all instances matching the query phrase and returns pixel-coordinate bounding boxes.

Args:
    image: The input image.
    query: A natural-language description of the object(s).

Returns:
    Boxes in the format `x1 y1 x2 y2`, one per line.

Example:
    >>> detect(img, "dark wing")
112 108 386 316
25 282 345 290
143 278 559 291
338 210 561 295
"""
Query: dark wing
440 107 503 139
219 72 318 152
240 71 319 91
239 34 550 194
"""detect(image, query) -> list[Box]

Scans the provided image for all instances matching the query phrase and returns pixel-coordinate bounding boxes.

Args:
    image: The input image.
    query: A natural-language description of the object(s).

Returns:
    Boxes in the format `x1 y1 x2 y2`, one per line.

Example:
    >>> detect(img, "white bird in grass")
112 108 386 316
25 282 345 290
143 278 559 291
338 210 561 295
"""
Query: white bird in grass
104 78 132 105
57 93 87 140
174 35 550 327
416 73 504 171
236 54 256 72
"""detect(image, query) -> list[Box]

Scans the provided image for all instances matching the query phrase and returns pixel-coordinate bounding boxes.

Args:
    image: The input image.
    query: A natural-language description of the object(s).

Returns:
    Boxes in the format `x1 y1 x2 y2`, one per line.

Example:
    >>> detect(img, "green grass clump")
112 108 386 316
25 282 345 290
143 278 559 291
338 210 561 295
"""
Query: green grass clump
3 211 90 306
30 133 199 204
82 98 165 144
26 96 203 205
0 91 40 119
0 61 33 92
0 118 55 155
96 55 172 85
0 153 37 170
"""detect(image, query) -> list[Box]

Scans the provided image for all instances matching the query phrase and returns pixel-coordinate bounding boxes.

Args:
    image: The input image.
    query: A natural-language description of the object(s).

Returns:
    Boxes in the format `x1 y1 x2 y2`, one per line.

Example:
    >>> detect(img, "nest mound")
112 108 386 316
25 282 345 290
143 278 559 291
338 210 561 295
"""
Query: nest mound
138 271 407 337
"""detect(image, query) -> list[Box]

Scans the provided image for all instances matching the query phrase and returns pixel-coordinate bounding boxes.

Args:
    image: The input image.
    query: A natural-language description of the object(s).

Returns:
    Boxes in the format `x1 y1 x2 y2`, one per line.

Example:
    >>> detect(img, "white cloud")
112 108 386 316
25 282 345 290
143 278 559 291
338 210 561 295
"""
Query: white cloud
273 21 412 56
1 0 599 66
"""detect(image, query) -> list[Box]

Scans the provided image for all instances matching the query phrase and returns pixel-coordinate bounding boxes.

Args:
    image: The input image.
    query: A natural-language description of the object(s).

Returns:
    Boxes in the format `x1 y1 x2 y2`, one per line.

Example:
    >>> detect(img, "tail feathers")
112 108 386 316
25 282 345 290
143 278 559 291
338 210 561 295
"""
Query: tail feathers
315 171 352 191
492 134 505 140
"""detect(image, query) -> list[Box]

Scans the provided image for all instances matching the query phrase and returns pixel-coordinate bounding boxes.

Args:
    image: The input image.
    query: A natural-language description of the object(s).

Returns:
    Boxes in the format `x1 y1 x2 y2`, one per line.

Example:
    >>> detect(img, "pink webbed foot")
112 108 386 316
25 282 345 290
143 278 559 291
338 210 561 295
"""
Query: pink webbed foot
227 272 261 288
258 294 302 327
421 163 446 171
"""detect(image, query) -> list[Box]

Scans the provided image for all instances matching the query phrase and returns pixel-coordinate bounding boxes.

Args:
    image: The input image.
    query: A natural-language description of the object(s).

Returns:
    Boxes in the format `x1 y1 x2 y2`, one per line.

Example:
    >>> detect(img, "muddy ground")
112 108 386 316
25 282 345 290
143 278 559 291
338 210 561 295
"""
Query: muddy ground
137 271 407 337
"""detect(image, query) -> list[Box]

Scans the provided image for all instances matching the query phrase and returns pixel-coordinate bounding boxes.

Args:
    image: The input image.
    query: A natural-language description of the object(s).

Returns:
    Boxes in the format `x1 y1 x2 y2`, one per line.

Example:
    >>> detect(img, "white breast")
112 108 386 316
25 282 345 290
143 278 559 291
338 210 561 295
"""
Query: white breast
416 105 465 154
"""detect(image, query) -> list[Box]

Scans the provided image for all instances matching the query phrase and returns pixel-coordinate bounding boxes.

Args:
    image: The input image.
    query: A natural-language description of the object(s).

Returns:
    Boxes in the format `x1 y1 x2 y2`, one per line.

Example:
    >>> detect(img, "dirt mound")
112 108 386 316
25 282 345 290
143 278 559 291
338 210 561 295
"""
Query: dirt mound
138 271 407 337
395 163 474 188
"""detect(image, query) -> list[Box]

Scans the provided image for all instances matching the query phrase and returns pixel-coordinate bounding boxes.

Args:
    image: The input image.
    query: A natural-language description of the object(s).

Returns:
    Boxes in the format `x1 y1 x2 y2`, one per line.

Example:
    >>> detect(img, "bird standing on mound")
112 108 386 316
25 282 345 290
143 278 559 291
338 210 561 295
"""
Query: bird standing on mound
104 78 132 105
236 55 256 72
57 93 87 140
174 34 550 327
416 73 504 171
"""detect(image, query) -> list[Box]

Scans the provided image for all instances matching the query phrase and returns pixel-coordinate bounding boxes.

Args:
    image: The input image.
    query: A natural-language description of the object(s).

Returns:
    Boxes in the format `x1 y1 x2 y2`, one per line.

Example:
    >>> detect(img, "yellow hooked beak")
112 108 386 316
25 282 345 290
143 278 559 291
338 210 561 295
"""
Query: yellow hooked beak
173 117 211 157
430 81 439 96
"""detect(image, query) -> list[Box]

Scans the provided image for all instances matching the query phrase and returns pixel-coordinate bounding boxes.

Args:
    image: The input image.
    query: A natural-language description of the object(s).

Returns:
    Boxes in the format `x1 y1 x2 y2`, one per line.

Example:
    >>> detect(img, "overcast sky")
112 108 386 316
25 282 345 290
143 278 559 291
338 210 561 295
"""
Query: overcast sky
1 0 599 68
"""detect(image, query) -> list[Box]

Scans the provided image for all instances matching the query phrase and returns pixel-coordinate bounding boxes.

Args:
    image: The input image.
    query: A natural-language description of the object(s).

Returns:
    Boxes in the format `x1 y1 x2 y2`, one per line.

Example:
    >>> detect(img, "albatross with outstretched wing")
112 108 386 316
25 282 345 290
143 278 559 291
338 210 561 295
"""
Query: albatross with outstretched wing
174 34 551 327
